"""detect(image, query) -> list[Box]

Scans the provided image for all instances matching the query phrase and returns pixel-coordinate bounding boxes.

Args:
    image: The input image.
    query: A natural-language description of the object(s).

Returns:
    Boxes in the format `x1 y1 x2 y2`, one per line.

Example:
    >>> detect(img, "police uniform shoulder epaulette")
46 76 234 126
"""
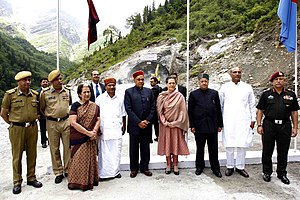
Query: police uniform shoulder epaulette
64 85 72 90
31 89 39 95
6 88 17 94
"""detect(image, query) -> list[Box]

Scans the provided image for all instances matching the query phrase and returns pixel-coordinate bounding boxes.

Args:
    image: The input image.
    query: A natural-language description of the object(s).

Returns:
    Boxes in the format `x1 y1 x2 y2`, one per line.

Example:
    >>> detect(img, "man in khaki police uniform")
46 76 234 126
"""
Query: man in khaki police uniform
1 71 43 194
40 70 72 184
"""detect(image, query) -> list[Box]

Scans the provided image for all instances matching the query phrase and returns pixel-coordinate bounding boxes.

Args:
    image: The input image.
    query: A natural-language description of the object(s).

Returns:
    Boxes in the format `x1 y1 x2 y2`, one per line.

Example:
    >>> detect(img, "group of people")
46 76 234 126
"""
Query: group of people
0 66 298 195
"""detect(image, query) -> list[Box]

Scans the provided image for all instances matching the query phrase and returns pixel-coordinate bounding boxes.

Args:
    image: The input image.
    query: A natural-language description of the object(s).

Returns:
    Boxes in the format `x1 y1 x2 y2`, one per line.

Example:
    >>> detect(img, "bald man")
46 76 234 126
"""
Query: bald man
219 67 256 178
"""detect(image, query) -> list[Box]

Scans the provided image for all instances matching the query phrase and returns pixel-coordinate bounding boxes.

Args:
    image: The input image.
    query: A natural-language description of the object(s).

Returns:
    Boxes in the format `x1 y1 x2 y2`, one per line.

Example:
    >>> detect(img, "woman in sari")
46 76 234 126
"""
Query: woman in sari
157 77 189 175
68 84 100 191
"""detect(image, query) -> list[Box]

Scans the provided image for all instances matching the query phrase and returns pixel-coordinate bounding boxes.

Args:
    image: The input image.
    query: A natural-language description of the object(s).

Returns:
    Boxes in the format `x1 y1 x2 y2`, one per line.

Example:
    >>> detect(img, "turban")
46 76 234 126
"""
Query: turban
132 70 144 79
269 71 284 82
198 73 209 80
15 71 32 81
104 77 116 85
48 70 61 82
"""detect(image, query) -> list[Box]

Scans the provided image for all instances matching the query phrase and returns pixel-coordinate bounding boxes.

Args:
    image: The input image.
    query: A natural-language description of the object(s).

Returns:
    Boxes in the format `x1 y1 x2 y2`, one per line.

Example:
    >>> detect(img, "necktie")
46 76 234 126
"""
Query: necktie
95 84 100 98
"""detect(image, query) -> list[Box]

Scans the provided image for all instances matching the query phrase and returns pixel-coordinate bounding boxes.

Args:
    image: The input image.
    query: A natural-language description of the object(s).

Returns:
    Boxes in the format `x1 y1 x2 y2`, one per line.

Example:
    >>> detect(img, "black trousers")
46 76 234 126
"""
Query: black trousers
195 132 220 171
152 112 159 139
39 118 48 144
129 130 151 172
262 119 291 176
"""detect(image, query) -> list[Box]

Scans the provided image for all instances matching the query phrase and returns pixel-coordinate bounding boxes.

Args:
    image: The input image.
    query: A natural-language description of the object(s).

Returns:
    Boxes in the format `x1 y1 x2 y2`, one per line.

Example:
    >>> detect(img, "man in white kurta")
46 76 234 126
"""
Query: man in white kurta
219 67 256 178
95 78 126 179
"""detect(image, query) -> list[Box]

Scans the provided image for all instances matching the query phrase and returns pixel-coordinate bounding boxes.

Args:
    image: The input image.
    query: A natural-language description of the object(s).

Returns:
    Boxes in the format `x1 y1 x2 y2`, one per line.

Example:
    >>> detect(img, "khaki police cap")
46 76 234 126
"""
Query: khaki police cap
15 71 32 81
48 70 61 82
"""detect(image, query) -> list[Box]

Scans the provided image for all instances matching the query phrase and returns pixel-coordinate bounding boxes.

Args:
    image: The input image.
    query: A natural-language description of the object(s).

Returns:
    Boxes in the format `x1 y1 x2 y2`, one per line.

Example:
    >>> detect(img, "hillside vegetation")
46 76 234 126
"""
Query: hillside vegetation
0 32 74 102
65 0 187 82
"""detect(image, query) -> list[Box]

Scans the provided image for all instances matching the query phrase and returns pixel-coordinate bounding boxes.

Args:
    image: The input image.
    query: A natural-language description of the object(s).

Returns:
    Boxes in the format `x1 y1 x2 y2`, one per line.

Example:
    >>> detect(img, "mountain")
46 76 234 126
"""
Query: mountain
0 0 12 17
27 9 82 58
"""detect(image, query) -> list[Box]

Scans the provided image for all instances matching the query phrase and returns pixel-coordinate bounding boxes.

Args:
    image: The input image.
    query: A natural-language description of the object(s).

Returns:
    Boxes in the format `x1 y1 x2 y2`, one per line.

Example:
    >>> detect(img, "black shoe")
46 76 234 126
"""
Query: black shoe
263 174 271 182
115 173 122 178
55 175 64 184
12 185 21 194
277 175 290 185
195 168 203 176
174 170 180 175
64 172 68 178
165 169 171 174
213 171 222 178
225 168 234 176
236 168 249 178
27 180 43 188
42 143 47 148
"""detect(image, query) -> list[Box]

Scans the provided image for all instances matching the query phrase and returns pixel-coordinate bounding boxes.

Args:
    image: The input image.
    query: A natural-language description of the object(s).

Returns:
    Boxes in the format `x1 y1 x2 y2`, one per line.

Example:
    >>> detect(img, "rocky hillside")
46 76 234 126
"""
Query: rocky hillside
189 21 299 95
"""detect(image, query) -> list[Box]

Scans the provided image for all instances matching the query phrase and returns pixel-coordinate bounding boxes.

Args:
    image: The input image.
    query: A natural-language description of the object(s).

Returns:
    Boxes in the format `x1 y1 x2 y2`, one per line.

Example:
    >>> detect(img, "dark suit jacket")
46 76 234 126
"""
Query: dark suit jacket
188 88 223 133
90 82 106 102
124 86 155 135
162 84 187 100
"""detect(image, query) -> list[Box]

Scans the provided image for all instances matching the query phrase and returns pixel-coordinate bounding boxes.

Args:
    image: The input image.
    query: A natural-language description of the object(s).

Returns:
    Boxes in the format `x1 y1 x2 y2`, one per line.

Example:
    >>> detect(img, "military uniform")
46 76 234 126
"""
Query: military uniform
1 87 39 185
256 88 299 176
40 85 71 176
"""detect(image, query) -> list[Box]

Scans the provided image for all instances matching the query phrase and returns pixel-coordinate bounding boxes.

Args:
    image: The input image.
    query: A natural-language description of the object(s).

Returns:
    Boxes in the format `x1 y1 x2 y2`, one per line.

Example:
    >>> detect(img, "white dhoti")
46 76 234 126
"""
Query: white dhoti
98 138 122 178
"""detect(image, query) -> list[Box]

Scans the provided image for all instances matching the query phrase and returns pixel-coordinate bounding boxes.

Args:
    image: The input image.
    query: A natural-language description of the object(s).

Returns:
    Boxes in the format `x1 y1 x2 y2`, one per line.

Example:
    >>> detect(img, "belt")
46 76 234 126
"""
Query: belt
12 121 36 127
47 115 69 122
264 117 290 125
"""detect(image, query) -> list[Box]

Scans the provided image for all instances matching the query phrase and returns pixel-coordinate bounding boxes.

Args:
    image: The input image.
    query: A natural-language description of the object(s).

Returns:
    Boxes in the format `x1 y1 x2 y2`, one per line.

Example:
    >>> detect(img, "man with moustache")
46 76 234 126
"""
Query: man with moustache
124 70 155 178
90 70 106 102
40 70 72 184
219 67 256 178
256 71 299 184
96 77 126 180
1 71 43 194
188 73 223 178
37 78 49 148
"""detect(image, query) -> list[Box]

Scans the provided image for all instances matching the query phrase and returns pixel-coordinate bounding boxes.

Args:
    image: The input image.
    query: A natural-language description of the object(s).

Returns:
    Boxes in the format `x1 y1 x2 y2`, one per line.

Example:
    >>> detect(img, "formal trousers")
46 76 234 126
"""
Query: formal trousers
39 118 48 144
129 131 150 172
226 147 246 169
98 138 122 178
46 119 70 176
9 123 38 185
262 119 291 176
153 112 159 139
195 132 220 171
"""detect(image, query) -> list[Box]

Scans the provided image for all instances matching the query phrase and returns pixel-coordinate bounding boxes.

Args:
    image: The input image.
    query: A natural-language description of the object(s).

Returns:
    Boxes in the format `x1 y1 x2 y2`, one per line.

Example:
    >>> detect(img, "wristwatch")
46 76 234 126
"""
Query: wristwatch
257 124 262 127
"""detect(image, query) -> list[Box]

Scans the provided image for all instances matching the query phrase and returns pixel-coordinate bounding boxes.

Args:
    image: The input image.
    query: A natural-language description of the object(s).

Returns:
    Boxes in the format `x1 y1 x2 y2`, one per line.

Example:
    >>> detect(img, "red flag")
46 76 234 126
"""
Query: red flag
87 0 99 50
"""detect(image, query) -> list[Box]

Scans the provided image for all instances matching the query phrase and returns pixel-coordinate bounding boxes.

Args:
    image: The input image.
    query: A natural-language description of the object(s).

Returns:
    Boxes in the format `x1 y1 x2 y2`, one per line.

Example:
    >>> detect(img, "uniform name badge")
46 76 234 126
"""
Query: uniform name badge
274 120 282 125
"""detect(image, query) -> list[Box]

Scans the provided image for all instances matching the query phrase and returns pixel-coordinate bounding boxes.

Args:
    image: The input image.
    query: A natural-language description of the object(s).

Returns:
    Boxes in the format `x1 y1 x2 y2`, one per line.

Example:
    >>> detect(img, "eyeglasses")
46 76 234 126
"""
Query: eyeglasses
232 71 241 74
136 78 144 81
93 74 99 76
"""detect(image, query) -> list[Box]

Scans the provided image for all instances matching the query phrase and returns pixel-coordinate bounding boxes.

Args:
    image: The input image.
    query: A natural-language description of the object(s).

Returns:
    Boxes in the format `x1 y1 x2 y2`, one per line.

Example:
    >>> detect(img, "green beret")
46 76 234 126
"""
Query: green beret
48 70 61 82
198 73 209 80
15 71 32 81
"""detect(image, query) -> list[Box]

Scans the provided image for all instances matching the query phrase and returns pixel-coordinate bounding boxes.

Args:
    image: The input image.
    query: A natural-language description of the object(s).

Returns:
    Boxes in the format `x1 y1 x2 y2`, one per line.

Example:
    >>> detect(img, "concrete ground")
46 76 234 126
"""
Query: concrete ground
0 118 300 200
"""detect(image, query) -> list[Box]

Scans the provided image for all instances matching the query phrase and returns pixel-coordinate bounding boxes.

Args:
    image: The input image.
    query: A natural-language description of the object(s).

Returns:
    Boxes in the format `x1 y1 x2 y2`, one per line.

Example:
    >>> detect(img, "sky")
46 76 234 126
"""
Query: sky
10 0 166 36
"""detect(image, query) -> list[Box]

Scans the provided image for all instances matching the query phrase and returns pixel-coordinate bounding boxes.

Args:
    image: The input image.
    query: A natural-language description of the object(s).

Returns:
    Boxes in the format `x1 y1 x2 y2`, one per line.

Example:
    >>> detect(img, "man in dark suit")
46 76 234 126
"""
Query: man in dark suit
188 73 223 178
162 72 187 100
150 76 162 142
90 70 106 102
124 70 155 178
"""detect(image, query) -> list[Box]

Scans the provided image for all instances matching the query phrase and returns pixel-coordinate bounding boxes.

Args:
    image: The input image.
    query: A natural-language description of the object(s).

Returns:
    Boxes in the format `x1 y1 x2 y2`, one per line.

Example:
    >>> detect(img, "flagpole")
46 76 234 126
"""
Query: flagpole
56 0 60 70
185 0 190 149
293 7 297 152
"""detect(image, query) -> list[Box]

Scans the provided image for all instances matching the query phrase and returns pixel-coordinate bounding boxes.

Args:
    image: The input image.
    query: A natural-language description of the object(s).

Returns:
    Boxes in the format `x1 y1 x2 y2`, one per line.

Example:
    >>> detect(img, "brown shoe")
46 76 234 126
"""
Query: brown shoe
142 170 152 176
130 171 138 178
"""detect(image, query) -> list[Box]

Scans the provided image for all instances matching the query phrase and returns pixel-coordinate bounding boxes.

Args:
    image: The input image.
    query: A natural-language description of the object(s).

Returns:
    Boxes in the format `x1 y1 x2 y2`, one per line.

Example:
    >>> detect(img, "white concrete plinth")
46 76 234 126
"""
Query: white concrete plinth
120 149 300 171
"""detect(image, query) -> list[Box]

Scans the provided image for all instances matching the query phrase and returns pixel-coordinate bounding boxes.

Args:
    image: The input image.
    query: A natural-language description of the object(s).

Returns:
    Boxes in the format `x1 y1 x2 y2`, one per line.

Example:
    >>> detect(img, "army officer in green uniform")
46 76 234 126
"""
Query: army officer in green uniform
1 71 43 194
40 70 72 184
